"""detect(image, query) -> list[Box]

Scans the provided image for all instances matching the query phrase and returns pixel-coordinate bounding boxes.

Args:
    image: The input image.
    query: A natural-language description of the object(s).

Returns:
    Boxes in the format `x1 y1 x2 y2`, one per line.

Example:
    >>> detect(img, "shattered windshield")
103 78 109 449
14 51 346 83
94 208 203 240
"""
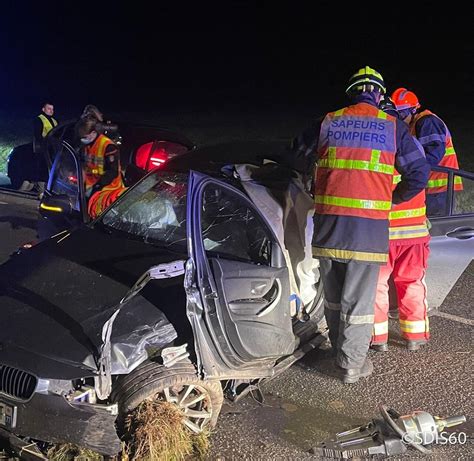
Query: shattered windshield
99 172 188 248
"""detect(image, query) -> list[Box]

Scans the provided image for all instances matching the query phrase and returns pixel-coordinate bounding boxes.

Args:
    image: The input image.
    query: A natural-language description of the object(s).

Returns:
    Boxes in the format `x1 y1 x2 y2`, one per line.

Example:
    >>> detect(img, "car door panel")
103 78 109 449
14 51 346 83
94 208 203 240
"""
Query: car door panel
427 167 474 309
187 171 296 378
209 258 294 361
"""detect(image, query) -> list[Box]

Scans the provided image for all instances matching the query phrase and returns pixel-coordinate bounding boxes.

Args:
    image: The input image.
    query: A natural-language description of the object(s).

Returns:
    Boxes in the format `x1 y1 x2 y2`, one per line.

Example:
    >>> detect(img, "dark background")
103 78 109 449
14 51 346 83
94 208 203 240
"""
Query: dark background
0 1 472 119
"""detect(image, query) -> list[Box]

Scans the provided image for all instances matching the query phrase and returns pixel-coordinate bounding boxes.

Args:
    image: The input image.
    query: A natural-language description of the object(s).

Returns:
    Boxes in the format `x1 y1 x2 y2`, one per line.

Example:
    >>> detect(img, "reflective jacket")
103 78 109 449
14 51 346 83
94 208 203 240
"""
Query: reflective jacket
411 110 462 194
83 134 123 191
313 103 398 263
389 172 429 242
38 114 58 138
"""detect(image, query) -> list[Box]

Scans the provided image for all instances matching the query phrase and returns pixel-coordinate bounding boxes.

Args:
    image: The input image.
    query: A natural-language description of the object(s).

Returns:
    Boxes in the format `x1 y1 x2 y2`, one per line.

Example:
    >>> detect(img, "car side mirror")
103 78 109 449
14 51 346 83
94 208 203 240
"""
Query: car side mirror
39 194 73 215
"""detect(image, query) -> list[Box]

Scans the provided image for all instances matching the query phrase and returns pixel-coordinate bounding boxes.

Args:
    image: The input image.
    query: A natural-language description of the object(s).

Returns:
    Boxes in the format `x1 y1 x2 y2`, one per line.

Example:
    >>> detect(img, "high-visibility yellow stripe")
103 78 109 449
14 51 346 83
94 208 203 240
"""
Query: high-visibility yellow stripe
427 176 462 188
318 158 394 175
333 109 345 116
389 207 426 220
40 202 63 213
377 110 388 120
373 321 388 335
315 195 392 210
400 319 429 333
445 147 456 156
313 247 388 263
340 313 374 324
371 149 381 163
393 174 401 184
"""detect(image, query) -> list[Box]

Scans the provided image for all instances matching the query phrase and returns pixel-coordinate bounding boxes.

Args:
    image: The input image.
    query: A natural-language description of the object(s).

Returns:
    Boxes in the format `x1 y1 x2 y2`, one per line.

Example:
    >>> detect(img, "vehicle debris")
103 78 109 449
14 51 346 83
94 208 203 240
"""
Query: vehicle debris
310 404 466 458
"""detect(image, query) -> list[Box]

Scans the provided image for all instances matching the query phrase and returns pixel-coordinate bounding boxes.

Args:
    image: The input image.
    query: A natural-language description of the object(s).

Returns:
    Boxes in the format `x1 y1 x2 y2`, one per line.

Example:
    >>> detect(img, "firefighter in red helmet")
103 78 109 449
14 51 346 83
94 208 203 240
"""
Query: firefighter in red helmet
391 88 462 216
371 99 431 352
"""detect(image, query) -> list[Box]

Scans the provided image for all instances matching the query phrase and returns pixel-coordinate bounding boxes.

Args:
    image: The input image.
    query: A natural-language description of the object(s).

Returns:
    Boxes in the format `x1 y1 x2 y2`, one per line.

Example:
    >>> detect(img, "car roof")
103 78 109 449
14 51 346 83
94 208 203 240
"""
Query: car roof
163 140 291 177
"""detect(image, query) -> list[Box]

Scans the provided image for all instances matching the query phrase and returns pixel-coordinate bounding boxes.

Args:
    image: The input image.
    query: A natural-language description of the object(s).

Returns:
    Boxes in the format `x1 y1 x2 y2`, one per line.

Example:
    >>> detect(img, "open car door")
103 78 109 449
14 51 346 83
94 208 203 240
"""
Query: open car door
186 171 297 379
426 166 474 308
38 141 86 239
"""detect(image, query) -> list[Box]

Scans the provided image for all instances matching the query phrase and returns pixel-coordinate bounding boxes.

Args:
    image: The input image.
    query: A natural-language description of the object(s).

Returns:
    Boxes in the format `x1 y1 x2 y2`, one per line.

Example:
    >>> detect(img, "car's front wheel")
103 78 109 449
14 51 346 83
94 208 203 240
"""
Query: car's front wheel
112 359 224 433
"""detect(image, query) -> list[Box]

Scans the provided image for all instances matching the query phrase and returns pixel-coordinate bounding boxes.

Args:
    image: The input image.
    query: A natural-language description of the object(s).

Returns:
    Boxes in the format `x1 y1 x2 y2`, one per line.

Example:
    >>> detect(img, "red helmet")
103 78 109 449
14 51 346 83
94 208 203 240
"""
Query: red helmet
391 88 420 110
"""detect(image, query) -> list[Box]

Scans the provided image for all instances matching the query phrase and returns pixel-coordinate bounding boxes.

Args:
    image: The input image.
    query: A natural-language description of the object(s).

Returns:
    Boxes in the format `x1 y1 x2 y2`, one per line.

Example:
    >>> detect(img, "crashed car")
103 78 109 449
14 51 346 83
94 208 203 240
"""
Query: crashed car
0 142 324 456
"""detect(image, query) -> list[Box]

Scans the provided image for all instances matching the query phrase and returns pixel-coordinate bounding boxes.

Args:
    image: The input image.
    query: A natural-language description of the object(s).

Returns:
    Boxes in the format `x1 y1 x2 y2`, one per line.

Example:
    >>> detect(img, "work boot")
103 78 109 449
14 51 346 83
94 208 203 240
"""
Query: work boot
370 343 389 352
337 358 373 384
406 340 428 351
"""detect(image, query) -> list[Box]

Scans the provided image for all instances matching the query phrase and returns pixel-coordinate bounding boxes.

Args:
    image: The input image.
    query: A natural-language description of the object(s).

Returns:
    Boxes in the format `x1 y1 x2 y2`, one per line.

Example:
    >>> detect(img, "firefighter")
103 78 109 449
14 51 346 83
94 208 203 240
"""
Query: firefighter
292 66 430 383
391 88 462 216
371 98 430 352
75 116 125 218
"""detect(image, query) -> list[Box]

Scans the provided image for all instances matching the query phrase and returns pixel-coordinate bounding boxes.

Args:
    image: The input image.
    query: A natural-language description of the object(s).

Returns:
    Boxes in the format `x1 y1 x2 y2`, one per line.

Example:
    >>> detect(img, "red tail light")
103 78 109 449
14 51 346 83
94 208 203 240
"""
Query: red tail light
135 142 168 171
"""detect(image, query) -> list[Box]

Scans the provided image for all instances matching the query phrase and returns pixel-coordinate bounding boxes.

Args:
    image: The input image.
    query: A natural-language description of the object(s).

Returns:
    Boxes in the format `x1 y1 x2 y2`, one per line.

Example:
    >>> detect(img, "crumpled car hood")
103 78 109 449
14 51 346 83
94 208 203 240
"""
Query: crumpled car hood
0 227 188 379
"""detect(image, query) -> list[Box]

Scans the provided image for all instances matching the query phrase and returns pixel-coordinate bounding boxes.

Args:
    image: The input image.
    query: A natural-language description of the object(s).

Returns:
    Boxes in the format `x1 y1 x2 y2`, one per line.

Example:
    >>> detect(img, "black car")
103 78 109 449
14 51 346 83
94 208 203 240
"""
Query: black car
0 143 324 457
5 119 195 238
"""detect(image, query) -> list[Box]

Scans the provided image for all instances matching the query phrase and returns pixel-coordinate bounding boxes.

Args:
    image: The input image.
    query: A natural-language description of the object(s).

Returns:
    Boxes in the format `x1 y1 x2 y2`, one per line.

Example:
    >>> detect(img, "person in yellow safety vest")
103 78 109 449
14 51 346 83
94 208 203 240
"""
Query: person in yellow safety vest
371 96 430 352
75 116 126 218
20 102 58 195
34 102 58 151
391 88 462 217
291 67 430 384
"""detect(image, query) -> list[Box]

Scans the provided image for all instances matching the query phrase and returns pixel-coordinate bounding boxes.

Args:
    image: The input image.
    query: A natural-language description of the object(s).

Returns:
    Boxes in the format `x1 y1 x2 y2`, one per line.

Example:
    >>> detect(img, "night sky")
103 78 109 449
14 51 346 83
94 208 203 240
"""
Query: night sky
1 2 472 117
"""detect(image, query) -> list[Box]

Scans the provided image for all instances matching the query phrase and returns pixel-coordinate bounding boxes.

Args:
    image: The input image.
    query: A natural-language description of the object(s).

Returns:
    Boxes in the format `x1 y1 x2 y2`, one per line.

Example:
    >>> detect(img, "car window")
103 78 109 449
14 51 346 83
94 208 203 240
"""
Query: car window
201 184 273 265
49 146 80 209
100 172 188 248
426 171 474 218
454 173 474 215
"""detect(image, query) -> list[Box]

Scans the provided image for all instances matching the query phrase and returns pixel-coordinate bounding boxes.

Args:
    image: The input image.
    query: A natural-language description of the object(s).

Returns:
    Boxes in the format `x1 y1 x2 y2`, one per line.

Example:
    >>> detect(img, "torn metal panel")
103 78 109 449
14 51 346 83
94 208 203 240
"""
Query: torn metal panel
95 261 184 398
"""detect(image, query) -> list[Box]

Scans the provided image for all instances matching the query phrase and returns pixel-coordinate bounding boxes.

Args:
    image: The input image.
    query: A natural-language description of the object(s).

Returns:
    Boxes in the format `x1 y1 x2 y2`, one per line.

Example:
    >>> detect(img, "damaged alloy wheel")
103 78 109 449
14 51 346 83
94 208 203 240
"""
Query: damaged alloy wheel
113 359 224 434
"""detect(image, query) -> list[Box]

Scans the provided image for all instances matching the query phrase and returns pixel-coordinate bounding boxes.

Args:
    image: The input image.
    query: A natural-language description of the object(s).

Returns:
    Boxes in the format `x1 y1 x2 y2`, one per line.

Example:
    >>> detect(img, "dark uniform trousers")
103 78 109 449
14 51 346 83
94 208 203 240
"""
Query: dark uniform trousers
319 259 380 369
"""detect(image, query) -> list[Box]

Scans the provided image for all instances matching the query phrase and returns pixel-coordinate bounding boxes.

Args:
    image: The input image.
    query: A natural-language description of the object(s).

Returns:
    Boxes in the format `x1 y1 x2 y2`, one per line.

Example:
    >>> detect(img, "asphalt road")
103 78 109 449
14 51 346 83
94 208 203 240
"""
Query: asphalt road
209 262 474 460
0 189 472 460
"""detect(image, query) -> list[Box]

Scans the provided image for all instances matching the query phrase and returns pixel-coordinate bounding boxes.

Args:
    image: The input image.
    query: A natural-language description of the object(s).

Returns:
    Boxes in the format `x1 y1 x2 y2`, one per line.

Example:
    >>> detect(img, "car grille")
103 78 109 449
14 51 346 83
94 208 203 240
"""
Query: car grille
0 365 37 400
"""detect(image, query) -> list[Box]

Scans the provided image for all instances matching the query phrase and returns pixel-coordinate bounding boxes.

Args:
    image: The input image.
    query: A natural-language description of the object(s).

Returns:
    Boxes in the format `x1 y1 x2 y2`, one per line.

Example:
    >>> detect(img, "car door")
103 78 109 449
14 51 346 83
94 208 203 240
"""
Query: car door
426 166 474 308
38 141 87 239
186 171 297 379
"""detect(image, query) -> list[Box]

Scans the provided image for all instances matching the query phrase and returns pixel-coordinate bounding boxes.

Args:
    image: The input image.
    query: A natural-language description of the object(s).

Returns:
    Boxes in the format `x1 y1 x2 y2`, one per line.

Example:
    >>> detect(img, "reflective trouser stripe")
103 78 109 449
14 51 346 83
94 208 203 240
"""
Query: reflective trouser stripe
372 320 389 344
340 313 374 324
400 318 430 333
373 321 388 335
